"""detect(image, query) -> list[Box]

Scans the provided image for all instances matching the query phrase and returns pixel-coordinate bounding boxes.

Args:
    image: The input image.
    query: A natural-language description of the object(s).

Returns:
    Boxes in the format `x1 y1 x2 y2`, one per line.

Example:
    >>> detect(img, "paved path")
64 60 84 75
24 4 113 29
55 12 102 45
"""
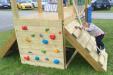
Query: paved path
0 10 13 32
0 10 113 32
92 12 113 19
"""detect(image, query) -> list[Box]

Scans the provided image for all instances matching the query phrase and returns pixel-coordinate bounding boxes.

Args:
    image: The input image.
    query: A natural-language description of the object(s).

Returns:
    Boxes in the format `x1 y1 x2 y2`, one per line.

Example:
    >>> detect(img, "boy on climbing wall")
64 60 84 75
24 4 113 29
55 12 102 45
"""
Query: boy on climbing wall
75 22 106 55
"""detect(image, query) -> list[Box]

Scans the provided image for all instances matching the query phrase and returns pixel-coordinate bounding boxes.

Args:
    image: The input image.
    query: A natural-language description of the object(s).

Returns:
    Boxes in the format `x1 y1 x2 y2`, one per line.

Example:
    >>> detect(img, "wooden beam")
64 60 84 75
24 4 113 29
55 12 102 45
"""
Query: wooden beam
85 0 88 22
58 0 64 20
38 0 43 13
0 31 16 58
10 0 19 19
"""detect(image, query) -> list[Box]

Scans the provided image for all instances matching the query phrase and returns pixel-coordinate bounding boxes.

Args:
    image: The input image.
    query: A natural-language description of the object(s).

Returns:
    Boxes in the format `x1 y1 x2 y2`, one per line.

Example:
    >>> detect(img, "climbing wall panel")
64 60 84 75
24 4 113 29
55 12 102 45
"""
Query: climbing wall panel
14 20 65 69
64 20 108 71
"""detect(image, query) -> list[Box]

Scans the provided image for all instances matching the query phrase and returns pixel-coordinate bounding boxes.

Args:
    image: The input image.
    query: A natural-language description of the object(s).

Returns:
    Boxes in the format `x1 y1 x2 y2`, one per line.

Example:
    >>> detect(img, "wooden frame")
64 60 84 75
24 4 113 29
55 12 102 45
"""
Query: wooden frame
63 16 108 72
0 31 16 58
11 0 78 69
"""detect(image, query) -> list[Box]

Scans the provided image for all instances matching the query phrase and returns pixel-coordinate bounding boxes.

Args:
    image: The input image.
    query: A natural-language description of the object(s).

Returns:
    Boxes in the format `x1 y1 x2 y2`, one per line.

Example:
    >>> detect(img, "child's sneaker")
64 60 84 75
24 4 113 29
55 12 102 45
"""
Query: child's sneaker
97 49 100 54
99 48 106 56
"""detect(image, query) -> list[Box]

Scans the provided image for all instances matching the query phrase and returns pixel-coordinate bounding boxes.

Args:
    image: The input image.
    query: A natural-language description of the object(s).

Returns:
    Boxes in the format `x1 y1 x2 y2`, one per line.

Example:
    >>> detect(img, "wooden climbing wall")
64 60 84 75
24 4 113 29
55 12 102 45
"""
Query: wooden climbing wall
14 19 66 69
64 20 108 71
10 0 76 69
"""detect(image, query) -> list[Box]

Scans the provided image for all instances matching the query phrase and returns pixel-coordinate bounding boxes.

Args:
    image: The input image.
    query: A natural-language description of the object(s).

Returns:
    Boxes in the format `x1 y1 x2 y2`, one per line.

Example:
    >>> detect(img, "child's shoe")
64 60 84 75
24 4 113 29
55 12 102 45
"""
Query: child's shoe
99 48 106 55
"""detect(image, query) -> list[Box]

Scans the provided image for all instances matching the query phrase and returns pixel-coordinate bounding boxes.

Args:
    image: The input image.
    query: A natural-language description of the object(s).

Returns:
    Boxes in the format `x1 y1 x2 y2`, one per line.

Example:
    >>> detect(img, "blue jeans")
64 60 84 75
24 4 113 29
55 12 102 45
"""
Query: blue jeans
96 34 105 50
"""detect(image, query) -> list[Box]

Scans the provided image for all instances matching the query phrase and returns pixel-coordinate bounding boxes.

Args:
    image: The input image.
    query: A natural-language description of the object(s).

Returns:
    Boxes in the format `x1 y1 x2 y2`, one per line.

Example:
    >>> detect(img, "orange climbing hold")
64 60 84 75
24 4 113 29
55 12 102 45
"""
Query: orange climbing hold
54 49 60 53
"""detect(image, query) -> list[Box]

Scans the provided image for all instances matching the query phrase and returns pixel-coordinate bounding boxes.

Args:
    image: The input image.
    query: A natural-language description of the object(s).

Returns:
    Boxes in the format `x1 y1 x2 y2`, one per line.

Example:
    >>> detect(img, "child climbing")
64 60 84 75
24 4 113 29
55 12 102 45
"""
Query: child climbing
75 22 106 55
86 0 97 24
79 0 97 24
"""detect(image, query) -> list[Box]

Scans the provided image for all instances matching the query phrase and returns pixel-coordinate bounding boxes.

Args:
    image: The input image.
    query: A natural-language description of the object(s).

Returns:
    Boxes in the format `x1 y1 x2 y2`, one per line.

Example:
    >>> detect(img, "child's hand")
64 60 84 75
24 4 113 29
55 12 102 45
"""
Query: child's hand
75 26 79 29
75 26 82 30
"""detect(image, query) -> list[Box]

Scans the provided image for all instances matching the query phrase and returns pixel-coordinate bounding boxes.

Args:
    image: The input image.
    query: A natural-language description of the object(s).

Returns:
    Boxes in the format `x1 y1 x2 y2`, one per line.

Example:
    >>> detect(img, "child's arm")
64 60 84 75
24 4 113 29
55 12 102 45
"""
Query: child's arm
75 26 83 30
75 24 94 32
84 25 94 32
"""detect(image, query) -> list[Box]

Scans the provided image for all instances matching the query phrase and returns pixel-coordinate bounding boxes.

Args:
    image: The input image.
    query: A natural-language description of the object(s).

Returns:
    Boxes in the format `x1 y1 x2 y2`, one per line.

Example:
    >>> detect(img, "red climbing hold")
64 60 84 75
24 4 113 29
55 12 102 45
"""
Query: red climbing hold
24 55 30 61
59 32 62 34
50 33 56 40
22 26 28 30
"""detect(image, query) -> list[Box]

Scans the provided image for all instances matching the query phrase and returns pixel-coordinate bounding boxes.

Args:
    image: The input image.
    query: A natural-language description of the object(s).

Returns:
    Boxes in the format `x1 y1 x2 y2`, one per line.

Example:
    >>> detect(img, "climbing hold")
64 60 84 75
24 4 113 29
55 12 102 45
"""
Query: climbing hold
39 34 43 38
54 49 59 53
28 51 32 53
31 34 35 37
42 39 48 44
45 57 49 61
59 32 62 34
45 28 50 32
41 50 46 54
26 37 32 43
50 33 56 40
35 56 40 61
53 59 60 64
42 57 49 62
21 26 28 30
24 55 30 61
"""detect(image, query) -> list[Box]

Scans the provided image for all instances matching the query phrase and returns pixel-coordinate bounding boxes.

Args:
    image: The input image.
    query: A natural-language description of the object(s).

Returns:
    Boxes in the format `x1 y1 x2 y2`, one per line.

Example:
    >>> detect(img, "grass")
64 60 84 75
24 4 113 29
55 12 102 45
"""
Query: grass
0 20 113 75
0 30 14 48
94 7 113 13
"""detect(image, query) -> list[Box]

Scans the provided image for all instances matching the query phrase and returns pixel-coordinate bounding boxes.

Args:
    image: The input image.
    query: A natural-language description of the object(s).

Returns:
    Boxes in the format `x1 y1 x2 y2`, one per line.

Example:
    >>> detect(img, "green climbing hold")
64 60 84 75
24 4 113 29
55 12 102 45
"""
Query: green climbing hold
41 50 46 54
31 34 35 37
45 28 50 32
28 51 32 53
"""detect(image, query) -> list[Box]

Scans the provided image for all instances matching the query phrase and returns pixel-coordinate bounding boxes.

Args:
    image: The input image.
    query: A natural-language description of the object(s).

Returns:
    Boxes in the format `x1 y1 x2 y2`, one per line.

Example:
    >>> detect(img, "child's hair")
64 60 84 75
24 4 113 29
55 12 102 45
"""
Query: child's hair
82 21 89 28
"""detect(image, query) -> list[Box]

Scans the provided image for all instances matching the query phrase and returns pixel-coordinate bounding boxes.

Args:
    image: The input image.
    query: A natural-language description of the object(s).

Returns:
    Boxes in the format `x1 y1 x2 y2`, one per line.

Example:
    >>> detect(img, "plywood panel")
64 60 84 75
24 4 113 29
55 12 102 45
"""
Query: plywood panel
64 21 108 71
14 19 66 69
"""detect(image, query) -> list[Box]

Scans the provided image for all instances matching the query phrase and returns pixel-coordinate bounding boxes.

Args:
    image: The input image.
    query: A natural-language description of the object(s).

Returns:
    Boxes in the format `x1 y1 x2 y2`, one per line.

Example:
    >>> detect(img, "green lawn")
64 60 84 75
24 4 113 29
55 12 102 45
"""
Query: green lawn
0 20 113 75
94 7 113 13
0 30 14 48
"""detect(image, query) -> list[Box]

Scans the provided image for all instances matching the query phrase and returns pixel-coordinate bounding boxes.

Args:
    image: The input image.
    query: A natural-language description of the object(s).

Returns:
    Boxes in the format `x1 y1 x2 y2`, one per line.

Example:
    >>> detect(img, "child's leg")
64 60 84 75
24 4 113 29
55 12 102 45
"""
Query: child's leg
96 34 105 53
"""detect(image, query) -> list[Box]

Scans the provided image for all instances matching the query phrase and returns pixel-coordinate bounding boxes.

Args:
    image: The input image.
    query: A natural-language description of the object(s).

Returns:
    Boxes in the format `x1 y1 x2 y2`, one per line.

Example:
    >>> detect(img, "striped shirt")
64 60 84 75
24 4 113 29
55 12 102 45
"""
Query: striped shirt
85 23 105 37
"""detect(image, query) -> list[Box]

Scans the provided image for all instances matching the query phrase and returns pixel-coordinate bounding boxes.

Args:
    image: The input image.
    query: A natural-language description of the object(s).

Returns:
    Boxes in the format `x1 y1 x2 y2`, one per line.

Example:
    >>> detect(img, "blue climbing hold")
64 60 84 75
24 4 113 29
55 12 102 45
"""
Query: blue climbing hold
35 56 40 61
42 39 48 44
53 59 60 64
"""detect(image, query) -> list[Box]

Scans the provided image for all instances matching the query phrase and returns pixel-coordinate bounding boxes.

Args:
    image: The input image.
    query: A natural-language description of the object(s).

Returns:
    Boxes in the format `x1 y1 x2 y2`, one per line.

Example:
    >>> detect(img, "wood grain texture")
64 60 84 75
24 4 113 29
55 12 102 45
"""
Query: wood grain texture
64 21 108 71
11 0 77 69
0 32 16 58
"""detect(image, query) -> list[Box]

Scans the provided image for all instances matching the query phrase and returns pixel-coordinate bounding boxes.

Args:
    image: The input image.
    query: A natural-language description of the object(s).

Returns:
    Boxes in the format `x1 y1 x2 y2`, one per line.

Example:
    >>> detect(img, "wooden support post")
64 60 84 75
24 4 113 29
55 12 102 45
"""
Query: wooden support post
72 0 82 25
85 0 88 22
58 0 64 20
10 0 19 19
38 0 43 13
